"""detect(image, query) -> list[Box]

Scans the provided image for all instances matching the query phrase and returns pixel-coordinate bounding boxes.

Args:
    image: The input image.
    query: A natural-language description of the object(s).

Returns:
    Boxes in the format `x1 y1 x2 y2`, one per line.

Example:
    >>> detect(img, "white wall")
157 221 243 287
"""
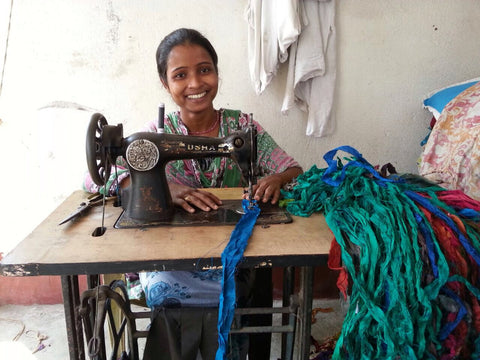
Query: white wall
1 0 480 253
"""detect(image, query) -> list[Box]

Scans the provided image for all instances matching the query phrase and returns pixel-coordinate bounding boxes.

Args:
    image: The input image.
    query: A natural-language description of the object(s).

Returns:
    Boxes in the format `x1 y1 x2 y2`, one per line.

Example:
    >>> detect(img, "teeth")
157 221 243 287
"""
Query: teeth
188 92 206 99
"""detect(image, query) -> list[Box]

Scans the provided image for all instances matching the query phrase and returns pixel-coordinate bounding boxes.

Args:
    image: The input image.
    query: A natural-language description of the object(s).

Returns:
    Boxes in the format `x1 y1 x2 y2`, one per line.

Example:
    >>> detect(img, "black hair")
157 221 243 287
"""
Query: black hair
156 28 218 85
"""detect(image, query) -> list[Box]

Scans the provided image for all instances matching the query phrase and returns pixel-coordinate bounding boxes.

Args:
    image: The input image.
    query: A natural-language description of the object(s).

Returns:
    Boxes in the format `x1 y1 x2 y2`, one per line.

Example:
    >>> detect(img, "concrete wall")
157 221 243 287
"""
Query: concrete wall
1 0 480 256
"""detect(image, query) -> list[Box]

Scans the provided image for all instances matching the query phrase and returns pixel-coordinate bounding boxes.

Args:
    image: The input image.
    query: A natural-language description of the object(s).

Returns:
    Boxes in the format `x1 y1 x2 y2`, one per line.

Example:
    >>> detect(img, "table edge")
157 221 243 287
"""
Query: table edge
0 254 329 277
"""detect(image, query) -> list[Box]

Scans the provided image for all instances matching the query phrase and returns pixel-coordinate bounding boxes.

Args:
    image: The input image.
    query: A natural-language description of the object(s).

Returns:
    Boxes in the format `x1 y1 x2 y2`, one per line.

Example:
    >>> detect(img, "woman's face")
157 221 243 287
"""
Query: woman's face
163 44 218 115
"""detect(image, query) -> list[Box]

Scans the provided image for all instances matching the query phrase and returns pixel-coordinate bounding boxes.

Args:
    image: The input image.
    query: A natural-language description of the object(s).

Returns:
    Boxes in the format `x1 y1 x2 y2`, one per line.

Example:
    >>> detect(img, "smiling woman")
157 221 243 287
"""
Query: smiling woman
83 28 302 360
160 43 219 134
142 28 302 360
155 28 220 136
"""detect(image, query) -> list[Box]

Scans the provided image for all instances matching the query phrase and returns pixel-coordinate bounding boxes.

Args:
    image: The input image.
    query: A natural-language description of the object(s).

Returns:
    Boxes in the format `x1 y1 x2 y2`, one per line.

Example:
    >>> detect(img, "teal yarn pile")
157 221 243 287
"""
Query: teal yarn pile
282 146 480 360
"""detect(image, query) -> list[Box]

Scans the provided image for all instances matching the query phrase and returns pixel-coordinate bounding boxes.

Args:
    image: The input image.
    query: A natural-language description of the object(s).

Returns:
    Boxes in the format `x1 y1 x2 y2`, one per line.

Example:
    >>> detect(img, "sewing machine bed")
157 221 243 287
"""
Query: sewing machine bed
115 200 292 229
114 199 292 228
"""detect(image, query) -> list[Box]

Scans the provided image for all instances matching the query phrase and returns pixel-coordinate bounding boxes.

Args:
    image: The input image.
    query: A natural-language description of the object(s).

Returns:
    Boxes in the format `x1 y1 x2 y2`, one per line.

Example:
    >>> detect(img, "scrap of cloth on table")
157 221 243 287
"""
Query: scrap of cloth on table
216 199 260 360
281 145 480 360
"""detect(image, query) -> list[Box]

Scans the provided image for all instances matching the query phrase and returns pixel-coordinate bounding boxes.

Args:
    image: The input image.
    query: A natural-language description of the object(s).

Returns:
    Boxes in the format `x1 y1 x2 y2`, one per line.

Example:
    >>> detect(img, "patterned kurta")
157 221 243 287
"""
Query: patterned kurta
144 108 300 189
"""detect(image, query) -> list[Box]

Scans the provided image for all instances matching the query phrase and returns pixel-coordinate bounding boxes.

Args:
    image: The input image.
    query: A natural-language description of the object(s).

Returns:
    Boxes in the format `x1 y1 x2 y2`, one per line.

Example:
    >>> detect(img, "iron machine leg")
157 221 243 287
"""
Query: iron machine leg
297 266 314 360
61 275 85 360
282 266 296 359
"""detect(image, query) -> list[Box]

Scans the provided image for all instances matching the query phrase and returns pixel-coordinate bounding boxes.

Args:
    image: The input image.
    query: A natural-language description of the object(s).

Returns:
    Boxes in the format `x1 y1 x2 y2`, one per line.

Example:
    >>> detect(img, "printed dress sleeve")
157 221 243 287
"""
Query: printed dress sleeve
82 158 130 195
237 111 300 177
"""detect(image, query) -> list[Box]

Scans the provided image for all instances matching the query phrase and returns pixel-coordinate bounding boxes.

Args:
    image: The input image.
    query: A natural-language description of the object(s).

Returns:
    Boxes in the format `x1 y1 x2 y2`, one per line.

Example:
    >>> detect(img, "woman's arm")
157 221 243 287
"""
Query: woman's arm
83 163 129 195
239 113 303 204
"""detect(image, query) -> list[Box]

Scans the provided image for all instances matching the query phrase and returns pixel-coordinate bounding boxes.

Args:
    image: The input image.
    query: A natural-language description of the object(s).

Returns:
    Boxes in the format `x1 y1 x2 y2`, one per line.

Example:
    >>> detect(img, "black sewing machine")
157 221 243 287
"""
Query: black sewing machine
85 109 291 228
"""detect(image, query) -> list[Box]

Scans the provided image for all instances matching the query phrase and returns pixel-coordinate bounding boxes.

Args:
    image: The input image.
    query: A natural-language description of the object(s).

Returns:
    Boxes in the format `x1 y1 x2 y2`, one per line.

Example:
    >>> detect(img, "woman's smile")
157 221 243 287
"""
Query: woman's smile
164 44 219 117
187 91 207 100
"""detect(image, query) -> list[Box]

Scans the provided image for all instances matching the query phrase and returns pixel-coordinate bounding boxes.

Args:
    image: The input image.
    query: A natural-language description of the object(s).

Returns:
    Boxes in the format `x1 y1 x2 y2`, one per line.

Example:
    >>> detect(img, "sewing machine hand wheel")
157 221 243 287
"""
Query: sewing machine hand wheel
86 113 111 186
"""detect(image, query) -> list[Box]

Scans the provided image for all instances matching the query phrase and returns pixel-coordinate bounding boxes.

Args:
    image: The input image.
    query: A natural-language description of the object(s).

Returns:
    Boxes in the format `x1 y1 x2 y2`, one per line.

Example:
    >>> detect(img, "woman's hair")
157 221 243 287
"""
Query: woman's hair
156 28 218 85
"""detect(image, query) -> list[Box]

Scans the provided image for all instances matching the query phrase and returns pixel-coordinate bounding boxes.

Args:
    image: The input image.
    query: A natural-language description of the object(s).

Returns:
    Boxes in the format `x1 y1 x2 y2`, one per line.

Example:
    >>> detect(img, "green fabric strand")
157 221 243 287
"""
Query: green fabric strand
323 169 440 359
282 153 479 359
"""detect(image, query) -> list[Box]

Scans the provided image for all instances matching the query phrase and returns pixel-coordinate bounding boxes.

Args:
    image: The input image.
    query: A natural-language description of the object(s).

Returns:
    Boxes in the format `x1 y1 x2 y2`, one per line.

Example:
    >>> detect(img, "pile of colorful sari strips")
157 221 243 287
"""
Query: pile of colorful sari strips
282 146 480 360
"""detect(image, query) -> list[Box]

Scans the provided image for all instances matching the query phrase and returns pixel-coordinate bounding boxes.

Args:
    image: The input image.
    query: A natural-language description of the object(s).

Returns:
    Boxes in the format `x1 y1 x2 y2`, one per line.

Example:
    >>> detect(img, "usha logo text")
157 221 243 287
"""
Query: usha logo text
186 144 218 151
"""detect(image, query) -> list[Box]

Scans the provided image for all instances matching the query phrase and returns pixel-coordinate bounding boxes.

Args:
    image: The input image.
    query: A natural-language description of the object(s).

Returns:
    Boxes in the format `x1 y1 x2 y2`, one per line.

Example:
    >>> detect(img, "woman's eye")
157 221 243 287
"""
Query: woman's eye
200 67 212 74
173 72 185 79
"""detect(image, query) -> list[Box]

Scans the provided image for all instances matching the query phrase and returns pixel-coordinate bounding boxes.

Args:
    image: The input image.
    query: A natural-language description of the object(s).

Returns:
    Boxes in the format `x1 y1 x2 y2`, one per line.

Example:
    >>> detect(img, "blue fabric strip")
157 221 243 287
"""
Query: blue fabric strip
414 212 439 278
216 199 260 360
405 190 480 266
322 145 395 187
438 287 467 341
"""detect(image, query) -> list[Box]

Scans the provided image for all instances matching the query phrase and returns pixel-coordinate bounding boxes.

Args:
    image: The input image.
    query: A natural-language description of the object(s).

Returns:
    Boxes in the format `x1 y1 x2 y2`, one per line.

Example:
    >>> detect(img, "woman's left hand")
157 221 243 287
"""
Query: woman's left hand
247 174 284 204
243 167 303 204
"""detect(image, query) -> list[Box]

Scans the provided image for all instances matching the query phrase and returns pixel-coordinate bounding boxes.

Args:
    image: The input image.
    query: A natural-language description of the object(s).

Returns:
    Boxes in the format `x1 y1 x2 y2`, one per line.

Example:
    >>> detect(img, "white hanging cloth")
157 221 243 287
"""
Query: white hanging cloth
245 0 337 138
245 0 302 94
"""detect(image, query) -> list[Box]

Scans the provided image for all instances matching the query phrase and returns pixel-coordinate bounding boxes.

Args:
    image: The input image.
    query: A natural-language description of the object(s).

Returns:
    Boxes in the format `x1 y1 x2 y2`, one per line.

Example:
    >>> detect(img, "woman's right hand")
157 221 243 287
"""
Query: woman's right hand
168 183 222 213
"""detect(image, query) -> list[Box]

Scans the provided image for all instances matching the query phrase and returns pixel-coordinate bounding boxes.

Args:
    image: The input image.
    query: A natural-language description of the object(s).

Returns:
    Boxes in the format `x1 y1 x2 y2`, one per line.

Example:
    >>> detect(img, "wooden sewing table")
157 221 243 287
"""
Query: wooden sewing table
0 188 333 360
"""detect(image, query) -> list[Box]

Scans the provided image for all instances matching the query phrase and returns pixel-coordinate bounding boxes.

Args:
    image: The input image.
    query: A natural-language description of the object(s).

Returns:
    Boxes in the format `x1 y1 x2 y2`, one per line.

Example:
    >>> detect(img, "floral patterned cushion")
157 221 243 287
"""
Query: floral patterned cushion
419 81 480 200
423 78 480 120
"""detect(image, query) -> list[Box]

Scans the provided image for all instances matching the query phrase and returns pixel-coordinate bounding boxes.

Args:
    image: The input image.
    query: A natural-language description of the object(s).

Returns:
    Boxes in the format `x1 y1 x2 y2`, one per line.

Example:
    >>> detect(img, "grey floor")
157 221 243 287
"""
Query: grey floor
0 299 346 359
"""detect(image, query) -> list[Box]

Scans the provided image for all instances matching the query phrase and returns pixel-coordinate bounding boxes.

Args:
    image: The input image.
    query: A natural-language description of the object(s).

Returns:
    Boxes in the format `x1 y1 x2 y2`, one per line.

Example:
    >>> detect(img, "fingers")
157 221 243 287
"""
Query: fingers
250 174 284 204
169 183 223 213
249 184 279 204
254 185 280 204
181 189 222 213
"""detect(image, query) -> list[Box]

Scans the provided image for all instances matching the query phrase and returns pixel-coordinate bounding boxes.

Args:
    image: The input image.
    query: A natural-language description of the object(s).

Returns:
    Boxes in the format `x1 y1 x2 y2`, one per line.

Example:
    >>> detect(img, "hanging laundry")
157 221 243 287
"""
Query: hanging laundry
245 0 337 137
245 0 302 94
282 0 337 137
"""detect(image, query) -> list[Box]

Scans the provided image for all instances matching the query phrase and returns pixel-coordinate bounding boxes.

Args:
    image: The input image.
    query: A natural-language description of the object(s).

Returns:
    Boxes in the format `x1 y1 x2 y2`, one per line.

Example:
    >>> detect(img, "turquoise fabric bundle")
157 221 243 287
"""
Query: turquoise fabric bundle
282 146 480 360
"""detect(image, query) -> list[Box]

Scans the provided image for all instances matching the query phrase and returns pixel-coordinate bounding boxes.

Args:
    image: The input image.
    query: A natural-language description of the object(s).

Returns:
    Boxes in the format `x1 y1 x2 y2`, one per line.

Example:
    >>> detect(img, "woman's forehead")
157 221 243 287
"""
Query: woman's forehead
167 44 214 71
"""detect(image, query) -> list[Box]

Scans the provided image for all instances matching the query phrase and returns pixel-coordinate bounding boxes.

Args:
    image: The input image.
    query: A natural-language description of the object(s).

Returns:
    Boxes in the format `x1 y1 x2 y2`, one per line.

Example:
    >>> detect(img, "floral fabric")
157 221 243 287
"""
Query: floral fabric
419 82 480 201
140 270 223 308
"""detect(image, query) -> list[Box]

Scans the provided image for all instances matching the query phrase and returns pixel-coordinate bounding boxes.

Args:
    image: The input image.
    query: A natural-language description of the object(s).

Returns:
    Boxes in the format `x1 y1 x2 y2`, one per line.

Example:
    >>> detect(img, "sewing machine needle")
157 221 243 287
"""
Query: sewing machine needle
248 180 254 208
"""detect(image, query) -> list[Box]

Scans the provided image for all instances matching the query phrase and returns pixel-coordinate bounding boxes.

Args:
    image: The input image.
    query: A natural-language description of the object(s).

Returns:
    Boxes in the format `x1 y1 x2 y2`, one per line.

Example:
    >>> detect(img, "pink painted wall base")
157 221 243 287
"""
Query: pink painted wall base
0 275 88 305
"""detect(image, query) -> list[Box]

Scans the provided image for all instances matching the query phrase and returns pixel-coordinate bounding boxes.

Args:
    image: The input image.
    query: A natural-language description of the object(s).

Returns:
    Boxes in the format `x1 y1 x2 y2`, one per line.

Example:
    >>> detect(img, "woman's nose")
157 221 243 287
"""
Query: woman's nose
188 74 201 88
